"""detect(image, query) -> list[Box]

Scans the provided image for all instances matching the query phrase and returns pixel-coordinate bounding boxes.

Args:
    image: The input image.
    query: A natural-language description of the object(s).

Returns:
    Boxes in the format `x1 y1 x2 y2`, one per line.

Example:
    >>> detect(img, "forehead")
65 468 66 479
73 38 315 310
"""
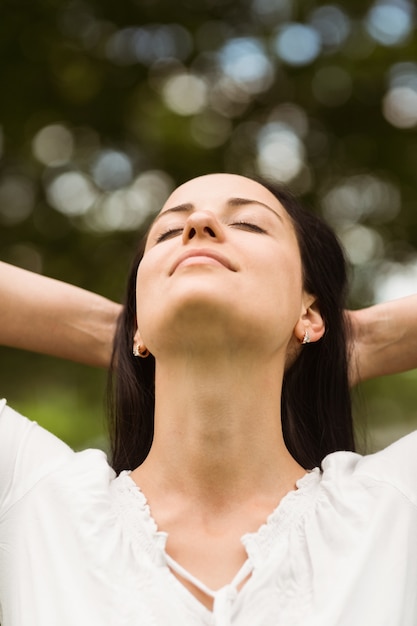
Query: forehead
159 174 287 216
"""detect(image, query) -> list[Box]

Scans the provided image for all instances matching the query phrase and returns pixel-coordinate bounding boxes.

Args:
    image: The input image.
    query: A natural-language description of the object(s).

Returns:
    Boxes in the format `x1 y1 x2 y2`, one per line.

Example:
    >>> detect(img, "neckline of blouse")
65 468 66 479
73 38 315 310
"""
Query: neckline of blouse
111 467 322 568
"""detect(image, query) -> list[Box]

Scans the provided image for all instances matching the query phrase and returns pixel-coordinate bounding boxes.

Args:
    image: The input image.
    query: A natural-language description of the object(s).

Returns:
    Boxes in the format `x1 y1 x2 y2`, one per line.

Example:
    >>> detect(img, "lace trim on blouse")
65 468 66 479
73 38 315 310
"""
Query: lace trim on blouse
110 468 321 571
241 468 321 567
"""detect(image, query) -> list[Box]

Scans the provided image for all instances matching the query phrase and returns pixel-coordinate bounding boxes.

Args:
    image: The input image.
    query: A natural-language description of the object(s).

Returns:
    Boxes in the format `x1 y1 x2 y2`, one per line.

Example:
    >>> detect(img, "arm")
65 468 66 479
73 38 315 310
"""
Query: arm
348 294 417 386
0 262 121 368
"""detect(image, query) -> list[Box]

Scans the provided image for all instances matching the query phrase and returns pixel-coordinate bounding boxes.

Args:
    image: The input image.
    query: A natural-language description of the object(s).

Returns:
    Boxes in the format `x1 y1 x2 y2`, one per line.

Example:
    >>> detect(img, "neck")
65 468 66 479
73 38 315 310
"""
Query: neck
133 350 305 506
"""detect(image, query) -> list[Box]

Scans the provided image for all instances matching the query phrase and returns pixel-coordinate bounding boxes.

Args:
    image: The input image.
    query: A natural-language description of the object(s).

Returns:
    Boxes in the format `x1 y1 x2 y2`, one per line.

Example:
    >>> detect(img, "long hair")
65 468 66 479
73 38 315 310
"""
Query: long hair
262 183 354 469
108 181 354 474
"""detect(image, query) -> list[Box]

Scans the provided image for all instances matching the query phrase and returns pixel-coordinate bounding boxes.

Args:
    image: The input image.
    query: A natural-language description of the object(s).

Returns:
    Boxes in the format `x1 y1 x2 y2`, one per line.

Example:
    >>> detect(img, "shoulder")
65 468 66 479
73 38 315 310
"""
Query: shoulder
0 399 111 514
0 398 73 464
356 431 417 505
321 431 417 507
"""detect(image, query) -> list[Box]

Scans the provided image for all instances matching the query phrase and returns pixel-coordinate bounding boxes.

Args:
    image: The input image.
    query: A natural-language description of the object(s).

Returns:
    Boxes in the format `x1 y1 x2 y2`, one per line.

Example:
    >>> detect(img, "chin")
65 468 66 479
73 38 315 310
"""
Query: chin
146 292 242 348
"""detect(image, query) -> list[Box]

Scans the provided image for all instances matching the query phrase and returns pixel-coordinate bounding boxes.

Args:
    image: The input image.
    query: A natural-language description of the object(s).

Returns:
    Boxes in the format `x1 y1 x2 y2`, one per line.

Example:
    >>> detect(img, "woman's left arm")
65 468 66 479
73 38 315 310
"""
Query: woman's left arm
347 294 417 386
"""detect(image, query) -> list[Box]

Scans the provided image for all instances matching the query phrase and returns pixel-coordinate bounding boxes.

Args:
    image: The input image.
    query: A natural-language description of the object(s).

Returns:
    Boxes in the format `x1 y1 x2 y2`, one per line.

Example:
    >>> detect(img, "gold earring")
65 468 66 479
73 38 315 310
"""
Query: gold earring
133 343 150 358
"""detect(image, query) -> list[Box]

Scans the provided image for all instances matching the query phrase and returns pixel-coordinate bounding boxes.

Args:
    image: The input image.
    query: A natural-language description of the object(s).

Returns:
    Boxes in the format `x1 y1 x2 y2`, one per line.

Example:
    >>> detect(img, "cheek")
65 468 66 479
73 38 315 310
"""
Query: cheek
135 250 172 346
266 245 303 292
265 253 304 325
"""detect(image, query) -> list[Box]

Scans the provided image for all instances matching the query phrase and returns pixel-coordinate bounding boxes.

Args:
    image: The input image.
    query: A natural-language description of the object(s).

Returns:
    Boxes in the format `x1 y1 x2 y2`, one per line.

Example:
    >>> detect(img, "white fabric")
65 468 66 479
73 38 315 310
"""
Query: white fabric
1 398 417 625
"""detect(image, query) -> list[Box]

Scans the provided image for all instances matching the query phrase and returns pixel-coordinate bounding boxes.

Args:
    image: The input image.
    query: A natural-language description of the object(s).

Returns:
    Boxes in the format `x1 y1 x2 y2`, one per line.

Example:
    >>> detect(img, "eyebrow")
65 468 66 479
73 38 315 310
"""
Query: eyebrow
153 197 284 224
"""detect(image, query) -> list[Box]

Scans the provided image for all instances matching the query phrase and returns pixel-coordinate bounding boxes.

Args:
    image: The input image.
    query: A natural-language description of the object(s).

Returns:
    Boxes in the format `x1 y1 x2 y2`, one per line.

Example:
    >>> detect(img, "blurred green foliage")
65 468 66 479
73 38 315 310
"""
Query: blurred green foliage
1 0 416 452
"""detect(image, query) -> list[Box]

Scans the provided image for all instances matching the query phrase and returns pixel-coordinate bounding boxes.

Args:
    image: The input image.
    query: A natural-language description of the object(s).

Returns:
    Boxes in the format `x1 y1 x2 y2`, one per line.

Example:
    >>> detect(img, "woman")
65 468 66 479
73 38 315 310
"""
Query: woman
1 174 417 625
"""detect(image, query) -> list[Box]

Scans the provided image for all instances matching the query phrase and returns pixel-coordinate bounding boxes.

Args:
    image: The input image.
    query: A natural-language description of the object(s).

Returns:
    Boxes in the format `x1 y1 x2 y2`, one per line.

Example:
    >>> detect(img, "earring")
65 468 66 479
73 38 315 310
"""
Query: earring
133 343 150 358
302 330 311 345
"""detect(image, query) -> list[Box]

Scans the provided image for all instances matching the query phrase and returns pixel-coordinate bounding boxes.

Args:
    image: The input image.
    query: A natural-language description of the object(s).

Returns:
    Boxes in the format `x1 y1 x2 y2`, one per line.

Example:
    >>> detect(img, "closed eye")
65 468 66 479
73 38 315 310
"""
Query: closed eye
155 221 266 242
155 227 184 243
230 221 266 234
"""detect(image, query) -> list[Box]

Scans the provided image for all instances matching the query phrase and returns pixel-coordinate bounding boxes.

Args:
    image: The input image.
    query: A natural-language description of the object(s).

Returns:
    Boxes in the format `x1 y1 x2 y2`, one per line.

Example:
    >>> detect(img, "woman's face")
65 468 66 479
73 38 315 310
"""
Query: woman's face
135 174 310 357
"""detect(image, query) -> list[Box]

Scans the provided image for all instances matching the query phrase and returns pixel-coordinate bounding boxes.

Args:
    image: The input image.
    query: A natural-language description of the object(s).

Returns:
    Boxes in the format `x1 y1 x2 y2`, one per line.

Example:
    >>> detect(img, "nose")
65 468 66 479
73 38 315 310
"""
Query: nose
182 211 225 243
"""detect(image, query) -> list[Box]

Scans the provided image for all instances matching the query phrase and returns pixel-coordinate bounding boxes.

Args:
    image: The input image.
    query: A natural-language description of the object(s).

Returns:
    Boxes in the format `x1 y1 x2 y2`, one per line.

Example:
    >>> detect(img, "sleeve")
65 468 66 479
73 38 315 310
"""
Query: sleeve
356 430 417 507
0 399 74 516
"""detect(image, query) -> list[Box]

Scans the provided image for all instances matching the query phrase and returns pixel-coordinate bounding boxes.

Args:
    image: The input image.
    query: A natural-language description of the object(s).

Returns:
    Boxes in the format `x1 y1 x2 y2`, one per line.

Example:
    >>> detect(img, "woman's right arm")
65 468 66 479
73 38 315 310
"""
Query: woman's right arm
0 261 121 368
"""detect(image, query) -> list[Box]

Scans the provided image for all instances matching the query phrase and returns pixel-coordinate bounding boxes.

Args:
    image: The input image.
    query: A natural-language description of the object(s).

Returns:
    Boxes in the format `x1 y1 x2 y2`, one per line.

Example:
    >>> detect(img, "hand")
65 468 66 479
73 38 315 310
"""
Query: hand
346 295 417 386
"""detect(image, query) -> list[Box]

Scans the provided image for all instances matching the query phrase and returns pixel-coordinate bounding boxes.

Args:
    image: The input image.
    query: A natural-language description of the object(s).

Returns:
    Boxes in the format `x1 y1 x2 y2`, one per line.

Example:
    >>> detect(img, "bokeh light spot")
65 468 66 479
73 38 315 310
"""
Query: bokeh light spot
83 170 173 232
251 0 293 23
268 103 309 138
106 24 193 66
209 77 252 118
0 175 35 225
91 150 134 191
47 171 98 216
322 174 400 228
388 61 417 90
219 37 274 93
274 23 321 66
339 224 384 265
32 124 74 167
366 1 413 46
162 73 208 116
374 258 417 301
309 5 351 50
256 123 304 182
383 86 417 128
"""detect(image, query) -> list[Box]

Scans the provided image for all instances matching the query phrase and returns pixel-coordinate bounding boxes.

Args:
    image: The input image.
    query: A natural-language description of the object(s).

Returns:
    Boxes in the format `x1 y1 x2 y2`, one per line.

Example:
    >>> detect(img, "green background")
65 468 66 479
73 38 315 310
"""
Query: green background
1 0 416 455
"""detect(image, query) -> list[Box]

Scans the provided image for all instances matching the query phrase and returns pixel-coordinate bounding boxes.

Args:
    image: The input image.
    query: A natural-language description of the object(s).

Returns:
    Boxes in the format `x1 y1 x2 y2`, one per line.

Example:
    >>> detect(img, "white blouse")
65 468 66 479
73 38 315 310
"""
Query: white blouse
1 399 417 625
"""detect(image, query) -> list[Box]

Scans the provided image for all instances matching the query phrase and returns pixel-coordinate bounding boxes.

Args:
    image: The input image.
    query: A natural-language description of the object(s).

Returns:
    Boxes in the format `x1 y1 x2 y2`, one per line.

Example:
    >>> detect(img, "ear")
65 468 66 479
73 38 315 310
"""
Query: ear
132 327 146 352
294 295 325 344
133 327 142 346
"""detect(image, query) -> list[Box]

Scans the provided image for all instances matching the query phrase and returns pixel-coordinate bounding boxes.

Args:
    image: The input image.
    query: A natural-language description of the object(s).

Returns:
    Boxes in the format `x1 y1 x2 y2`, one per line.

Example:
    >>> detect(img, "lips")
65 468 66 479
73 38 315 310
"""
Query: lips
169 248 237 275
